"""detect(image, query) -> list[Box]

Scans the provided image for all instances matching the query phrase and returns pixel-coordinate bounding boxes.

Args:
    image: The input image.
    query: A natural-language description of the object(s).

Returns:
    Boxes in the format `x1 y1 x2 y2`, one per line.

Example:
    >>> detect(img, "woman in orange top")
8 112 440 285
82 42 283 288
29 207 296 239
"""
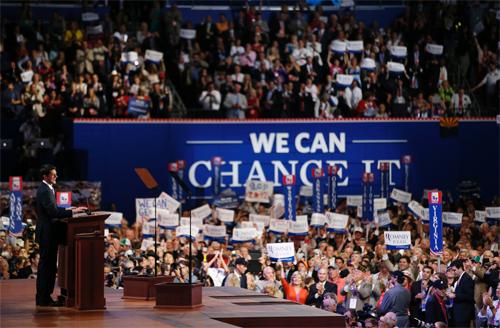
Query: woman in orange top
280 270 309 304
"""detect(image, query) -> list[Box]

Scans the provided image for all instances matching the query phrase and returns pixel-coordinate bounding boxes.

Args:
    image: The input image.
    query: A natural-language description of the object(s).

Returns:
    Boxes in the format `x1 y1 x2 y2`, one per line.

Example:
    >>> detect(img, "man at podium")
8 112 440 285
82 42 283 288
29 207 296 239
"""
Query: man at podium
35 164 87 307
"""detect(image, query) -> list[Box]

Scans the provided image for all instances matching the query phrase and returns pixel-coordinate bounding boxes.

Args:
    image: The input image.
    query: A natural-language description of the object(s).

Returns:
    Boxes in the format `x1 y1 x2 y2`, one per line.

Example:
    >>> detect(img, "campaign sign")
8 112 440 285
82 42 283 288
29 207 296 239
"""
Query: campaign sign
283 175 297 221
347 40 364 54
157 210 179 230
145 49 163 63
312 168 324 213
326 212 349 233
180 216 203 230
347 195 362 208
376 211 391 228
56 192 72 208
288 220 309 236
245 180 274 203
268 219 289 234
310 213 327 227
267 242 295 262
443 212 463 228
135 198 155 220
128 97 150 117
216 207 235 223
9 191 23 237
331 40 347 53
384 231 411 250
408 200 424 219
156 192 180 213
203 225 226 242
390 188 412 203
191 204 212 220
327 165 338 210
9 176 23 191
142 220 156 238
232 227 258 243
176 225 198 240
140 239 155 251
361 172 374 223
250 214 270 227
428 191 443 255
474 210 486 223
485 207 500 220
105 212 123 227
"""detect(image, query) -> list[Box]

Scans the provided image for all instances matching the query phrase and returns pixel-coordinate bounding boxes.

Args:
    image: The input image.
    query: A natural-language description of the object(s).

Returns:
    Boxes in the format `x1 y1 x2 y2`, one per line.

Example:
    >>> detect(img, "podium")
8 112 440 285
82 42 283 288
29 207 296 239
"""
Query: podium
57 212 109 309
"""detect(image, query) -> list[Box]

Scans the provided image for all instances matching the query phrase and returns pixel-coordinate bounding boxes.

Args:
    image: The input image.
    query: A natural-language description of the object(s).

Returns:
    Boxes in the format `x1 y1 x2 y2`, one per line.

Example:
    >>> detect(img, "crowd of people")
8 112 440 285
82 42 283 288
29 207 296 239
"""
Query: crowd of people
1 179 498 327
1 1 499 124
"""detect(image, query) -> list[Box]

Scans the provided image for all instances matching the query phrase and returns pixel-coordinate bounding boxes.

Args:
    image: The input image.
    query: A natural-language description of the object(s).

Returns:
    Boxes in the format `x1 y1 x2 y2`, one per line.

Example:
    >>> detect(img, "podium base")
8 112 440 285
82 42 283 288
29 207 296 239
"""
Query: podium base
122 276 173 300
154 283 203 309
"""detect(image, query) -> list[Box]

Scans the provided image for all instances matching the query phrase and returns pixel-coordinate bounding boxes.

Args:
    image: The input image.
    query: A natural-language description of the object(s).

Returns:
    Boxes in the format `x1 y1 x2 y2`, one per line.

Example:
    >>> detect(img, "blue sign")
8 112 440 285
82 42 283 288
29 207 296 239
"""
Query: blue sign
283 175 297 221
212 157 222 197
428 191 443 255
312 168 324 213
9 191 23 237
362 172 374 223
127 97 150 117
72 119 498 221
327 165 338 210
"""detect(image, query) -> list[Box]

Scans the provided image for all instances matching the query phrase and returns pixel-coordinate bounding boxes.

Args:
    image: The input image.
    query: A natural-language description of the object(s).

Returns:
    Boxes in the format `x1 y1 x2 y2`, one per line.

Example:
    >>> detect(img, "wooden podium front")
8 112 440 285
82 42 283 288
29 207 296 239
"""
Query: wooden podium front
58 212 109 309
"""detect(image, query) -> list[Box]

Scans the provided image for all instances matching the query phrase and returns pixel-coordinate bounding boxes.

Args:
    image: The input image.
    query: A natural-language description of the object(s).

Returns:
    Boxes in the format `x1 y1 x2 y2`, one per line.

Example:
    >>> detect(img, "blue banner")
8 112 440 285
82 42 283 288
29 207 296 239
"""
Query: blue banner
312 168 324 213
283 175 297 221
9 191 23 237
428 191 443 256
327 165 338 210
212 157 222 197
362 172 374 223
127 97 150 117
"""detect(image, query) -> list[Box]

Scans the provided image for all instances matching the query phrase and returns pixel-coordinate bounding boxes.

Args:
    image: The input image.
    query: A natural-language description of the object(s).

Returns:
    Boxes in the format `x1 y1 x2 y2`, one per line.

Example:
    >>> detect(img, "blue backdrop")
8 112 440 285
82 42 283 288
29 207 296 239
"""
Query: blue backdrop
73 119 499 222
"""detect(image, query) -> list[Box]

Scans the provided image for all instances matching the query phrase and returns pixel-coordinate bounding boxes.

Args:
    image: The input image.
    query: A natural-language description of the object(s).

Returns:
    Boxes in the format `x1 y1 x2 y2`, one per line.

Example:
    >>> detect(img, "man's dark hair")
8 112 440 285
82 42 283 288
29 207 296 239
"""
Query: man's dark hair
423 265 434 274
450 259 464 270
399 255 411 264
40 164 56 178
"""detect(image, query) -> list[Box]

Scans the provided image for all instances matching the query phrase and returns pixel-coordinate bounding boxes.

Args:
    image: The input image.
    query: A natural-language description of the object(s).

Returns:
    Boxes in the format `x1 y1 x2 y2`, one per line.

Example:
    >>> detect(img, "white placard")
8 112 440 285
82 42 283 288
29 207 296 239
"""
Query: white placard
157 210 179 229
191 204 212 220
336 74 354 86
273 194 285 206
347 40 364 53
374 198 387 212
245 180 274 203
299 186 313 197
267 242 295 262
176 225 198 239
486 207 500 219
136 198 155 220
288 220 309 236
249 214 270 227
157 192 180 213
443 212 463 226
408 201 424 219
331 39 346 53
140 239 155 251
422 208 429 222
376 212 391 227
216 208 234 223
203 225 226 239
347 195 362 207
180 29 196 39
87 24 103 35
475 210 486 223
105 212 123 226
425 43 444 55
145 49 163 63
0 216 9 230
326 212 349 233
310 213 326 227
361 58 376 70
390 46 407 58
21 71 33 83
180 216 203 229
82 12 99 22
341 0 355 7
390 188 412 203
268 219 289 234
120 51 138 63
384 231 411 250
142 220 156 236
296 215 308 224
232 227 258 242
387 61 405 73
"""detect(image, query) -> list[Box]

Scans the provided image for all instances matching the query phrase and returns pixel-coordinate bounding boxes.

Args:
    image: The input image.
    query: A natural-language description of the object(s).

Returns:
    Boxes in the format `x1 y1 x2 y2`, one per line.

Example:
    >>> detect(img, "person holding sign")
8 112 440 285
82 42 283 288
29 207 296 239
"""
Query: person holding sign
35 165 87 307
278 262 308 304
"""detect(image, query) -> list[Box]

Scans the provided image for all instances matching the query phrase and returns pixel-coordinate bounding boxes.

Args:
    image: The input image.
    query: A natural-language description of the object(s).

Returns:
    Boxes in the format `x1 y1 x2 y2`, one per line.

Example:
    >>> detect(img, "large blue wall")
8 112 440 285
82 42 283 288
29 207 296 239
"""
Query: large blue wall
73 119 499 221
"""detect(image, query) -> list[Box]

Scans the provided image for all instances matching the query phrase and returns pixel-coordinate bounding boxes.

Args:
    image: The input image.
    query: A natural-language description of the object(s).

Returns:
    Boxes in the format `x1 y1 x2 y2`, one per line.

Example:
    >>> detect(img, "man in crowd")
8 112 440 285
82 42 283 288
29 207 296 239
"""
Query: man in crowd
306 267 337 308
378 271 411 328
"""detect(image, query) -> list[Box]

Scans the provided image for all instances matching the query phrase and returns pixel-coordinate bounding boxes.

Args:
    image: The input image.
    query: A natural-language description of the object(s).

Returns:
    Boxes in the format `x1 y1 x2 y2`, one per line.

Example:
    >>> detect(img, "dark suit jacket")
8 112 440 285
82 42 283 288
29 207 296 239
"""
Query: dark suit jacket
452 272 475 324
306 281 337 308
410 280 425 319
35 182 72 246
425 294 448 324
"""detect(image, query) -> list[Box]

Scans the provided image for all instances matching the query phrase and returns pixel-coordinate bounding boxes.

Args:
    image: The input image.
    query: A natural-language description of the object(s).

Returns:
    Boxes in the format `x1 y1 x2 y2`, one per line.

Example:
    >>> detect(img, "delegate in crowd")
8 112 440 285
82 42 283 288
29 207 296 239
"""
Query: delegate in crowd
1 187 498 328
1 1 499 123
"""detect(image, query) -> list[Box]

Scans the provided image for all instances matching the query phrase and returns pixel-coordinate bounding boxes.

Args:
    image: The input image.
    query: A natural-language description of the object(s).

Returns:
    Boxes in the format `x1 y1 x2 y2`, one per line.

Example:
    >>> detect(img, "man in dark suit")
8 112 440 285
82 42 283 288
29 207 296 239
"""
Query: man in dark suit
410 266 433 322
425 279 449 325
306 268 337 308
35 164 86 306
449 259 475 327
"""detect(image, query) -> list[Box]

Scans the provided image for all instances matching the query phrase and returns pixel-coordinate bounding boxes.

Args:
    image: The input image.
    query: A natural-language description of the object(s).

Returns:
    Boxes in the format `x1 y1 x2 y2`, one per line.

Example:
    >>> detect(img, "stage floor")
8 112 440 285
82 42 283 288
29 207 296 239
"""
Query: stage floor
0 279 345 327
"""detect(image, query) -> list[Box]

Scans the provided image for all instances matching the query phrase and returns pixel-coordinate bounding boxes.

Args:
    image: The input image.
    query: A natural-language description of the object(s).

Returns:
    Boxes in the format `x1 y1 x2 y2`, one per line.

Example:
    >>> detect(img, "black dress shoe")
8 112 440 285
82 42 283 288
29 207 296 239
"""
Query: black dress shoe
36 298 63 307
